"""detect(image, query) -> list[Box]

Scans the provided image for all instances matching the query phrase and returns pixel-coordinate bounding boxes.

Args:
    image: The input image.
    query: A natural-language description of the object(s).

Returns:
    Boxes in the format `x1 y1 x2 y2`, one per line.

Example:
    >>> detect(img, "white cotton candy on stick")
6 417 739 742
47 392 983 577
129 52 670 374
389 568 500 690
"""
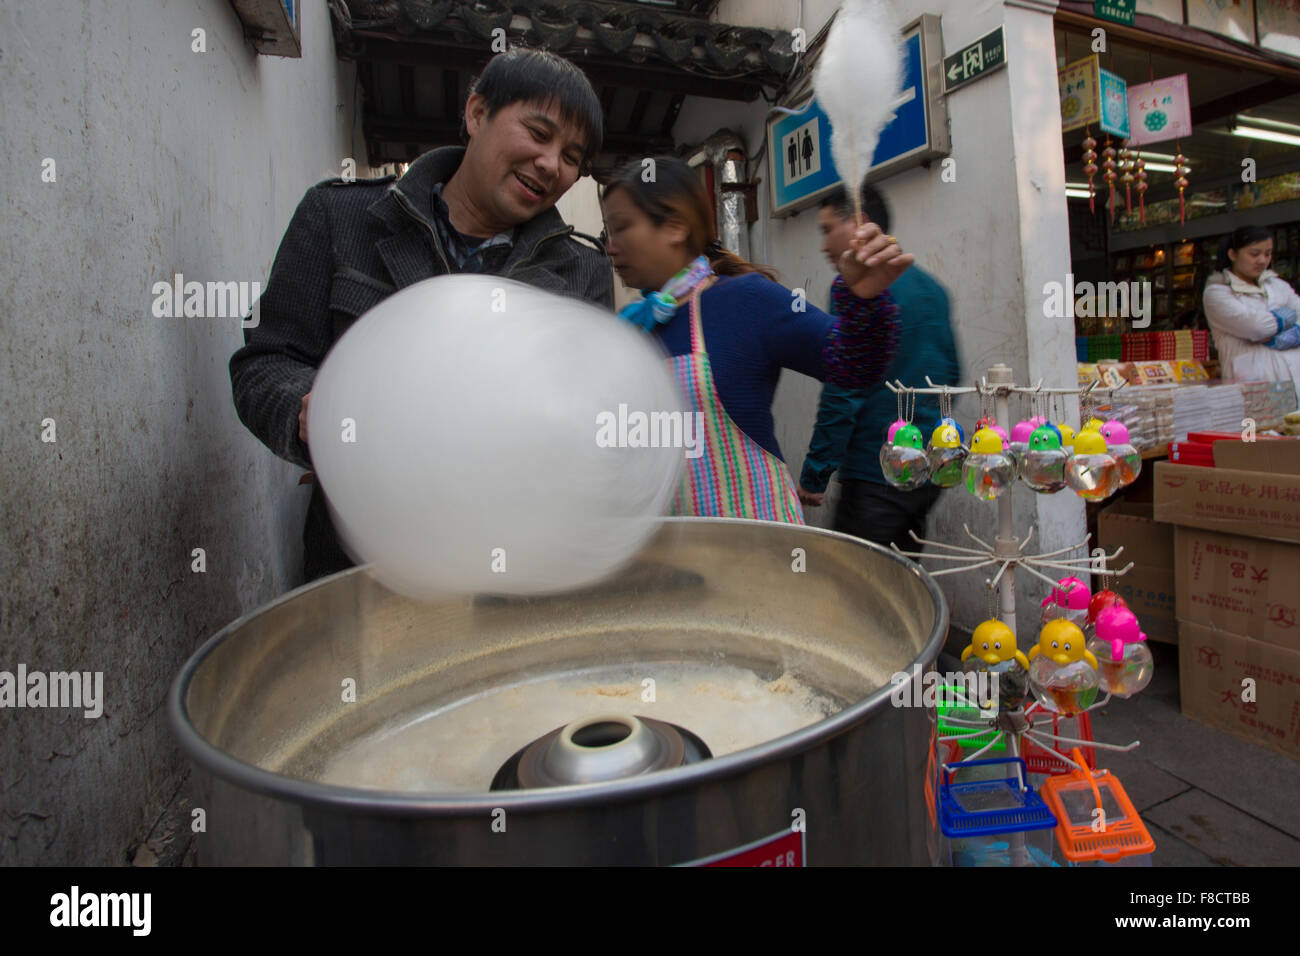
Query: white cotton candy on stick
307 275 684 600
813 0 906 223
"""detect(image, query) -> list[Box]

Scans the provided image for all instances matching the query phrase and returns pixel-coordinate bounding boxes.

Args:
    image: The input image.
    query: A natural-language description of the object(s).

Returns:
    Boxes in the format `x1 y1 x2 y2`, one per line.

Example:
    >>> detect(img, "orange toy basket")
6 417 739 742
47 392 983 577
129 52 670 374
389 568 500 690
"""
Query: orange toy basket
1039 748 1155 863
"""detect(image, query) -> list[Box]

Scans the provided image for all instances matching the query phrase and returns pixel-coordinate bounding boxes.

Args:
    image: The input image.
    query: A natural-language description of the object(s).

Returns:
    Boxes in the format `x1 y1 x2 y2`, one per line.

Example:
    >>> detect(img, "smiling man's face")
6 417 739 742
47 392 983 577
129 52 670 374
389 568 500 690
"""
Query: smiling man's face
459 93 588 231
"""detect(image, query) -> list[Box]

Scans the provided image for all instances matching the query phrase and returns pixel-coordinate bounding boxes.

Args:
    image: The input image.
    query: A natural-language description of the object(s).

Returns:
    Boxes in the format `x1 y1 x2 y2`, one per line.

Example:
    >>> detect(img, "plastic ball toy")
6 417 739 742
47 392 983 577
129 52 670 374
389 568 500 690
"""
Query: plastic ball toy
1087 588 1127 624
1087 604 1153 698
938 416 966 444
1008 419 1035 466
927 422 966 488
1056 422 1077 451
1065 429 1120 501
1100 419 1141 486
1028 620 1100 715
1041 576 1091 628
960 619 1031 710
879 424 931 490
886 418 907 443
1018 424 1068 493
1081 417 1106 433
962 428 1015 501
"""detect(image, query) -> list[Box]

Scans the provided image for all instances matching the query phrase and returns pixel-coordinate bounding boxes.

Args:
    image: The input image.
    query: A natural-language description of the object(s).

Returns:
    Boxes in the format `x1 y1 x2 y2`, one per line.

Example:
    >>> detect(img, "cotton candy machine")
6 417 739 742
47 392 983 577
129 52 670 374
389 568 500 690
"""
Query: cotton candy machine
169 518 947 865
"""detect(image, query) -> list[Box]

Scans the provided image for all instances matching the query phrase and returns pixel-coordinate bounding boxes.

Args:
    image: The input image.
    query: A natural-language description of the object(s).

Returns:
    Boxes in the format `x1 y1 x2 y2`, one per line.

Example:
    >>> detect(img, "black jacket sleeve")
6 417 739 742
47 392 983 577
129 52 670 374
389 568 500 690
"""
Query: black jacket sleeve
229 186 335 470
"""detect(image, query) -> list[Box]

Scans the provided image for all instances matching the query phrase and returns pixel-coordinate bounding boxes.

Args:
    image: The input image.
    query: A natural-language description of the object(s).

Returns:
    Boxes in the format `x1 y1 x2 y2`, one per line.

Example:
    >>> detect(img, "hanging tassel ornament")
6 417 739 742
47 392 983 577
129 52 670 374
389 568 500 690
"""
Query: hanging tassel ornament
1102 140 1118 224
1134 150 1148 225
1120 141 1135 216
1082 131 1099 215
1174 148 1189 226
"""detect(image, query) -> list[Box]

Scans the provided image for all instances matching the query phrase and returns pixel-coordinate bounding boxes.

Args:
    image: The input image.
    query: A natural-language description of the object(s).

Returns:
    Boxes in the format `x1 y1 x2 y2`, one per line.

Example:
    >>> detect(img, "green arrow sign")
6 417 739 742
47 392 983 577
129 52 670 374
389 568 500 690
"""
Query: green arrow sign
943 27 1006 95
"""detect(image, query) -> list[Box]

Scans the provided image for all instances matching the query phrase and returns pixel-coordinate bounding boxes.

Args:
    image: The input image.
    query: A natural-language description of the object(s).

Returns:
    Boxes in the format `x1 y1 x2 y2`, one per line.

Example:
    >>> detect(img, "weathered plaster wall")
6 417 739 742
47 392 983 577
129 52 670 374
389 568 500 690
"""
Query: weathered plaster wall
1 1 367 864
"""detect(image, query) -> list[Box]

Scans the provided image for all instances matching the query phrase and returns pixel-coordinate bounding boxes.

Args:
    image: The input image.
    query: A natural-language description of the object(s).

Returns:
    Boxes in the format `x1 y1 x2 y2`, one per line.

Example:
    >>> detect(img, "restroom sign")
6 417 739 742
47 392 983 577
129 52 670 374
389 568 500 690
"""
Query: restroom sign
781 117 823 186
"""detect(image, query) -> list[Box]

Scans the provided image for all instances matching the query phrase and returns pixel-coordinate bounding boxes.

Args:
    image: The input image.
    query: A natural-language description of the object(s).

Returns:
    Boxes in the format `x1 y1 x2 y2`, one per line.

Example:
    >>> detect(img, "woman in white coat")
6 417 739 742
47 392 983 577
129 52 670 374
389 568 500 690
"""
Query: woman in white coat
1202 226 1300 395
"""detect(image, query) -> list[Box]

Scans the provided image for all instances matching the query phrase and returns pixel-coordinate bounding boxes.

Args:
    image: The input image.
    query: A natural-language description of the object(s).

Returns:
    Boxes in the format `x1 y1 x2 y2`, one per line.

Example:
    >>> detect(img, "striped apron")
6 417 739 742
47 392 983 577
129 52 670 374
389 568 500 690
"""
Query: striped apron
669 278 805 524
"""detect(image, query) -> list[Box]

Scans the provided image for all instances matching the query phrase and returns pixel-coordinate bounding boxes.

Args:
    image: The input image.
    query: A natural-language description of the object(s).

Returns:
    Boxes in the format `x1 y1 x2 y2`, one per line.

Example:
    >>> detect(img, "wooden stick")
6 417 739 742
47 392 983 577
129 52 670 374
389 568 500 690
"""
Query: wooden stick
848 125 863 226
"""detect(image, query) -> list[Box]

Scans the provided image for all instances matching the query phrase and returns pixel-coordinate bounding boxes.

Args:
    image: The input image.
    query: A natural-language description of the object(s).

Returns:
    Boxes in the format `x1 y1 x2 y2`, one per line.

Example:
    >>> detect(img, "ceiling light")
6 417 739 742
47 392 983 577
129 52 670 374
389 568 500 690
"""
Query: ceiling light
1231 126 1300 147
1140 162 1187 173
1234 115 1300 135
1065 188 1093 199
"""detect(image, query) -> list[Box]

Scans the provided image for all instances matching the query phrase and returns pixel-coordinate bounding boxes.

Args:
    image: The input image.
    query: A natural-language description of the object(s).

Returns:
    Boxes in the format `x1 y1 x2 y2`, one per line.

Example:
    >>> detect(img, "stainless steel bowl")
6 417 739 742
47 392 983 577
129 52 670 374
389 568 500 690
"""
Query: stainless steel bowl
170 518 947 865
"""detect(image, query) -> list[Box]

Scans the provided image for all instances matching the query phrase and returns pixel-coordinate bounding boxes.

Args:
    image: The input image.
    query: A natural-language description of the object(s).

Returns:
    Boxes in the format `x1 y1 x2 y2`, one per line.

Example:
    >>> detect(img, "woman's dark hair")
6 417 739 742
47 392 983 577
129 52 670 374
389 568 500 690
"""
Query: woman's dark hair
819 180 891 233
462 49 604 172
601 156 778 281
1215 225 1273 271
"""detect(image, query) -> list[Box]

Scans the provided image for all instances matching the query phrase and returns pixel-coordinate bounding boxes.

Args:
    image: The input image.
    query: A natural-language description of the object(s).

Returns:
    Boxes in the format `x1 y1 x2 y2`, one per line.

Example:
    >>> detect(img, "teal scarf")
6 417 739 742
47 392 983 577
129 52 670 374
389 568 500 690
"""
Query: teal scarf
616 256 714 332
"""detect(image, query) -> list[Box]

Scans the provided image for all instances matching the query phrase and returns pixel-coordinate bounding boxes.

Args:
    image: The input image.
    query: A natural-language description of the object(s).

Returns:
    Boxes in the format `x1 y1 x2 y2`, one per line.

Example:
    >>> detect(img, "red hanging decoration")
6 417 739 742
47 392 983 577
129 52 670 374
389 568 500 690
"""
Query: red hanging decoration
1082 131 1099 215
1134 151 1148 225
1120 140 1134 216
1174 146 1189 226
1102 139 1118 224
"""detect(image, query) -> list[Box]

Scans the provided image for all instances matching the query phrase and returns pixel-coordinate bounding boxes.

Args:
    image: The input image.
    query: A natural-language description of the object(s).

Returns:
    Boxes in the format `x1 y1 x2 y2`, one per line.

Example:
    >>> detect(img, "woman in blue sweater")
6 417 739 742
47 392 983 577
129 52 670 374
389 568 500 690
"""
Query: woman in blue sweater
599 156 910 522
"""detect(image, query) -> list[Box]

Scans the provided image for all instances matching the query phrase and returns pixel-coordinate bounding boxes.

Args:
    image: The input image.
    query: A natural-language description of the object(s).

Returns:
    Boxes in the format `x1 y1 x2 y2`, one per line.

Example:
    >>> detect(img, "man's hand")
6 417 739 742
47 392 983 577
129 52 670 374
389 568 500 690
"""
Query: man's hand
797 484 824 507
838 222 914 299
299 391 312 445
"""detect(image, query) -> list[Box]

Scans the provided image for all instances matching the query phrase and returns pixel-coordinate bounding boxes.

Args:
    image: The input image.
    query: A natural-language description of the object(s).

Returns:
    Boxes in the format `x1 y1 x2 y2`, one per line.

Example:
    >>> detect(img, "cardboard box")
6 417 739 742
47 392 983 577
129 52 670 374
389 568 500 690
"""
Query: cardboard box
1098 501 1177 644
1175 528 1300 653
1153 460 1300 545
1212 438 1300 476
1178 621 1300 761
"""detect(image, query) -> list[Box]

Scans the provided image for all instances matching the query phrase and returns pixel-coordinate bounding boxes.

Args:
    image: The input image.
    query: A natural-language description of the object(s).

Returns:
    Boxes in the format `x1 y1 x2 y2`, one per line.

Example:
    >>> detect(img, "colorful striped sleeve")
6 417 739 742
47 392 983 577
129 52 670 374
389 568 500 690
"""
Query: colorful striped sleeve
822 276 901 388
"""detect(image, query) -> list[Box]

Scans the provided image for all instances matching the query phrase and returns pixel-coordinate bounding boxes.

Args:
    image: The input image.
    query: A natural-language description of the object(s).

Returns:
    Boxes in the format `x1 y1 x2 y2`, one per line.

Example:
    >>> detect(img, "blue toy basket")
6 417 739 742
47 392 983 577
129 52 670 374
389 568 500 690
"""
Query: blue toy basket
939 757 1058 838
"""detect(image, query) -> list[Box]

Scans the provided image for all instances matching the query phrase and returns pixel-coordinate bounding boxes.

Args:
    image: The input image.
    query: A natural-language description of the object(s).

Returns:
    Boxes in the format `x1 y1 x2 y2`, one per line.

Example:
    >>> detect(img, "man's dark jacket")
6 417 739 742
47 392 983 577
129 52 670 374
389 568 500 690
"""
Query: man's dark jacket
230 146 613 580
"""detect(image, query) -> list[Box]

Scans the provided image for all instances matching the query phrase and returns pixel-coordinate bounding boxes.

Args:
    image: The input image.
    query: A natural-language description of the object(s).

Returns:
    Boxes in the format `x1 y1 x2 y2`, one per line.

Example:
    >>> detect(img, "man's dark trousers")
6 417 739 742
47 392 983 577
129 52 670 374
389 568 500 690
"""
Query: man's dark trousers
833 479 942 550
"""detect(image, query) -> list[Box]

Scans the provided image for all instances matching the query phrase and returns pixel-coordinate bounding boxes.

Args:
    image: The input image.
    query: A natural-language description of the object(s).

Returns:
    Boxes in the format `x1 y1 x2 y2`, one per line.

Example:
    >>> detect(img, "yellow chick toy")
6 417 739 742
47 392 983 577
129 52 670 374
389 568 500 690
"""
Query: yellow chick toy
1056 422 1076 451
1081 417 1105 433
961 619 1030 669
1028 619 1098 668
969 429 1004 455
930 423 961 449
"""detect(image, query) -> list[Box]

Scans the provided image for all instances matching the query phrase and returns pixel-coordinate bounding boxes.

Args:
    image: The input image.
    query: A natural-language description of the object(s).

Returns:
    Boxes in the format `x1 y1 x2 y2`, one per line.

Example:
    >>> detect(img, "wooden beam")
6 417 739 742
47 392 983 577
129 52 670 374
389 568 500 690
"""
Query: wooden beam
1054 5 1300 81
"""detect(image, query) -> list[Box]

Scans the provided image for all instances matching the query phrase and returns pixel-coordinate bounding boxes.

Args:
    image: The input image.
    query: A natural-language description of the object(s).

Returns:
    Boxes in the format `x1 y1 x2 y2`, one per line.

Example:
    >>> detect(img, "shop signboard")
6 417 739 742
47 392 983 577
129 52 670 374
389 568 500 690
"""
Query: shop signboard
1126 74 1192 146
1187 0 1258 43
1059 55 1129 137
1095 0 1136 25
767 15 949 216
1258 0 1300 58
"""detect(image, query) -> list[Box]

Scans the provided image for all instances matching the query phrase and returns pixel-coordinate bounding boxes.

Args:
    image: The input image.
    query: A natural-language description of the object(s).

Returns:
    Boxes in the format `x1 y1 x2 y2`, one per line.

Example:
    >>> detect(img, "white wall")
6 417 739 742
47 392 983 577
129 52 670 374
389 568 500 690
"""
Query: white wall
672 0 1081 640
0 1 367 865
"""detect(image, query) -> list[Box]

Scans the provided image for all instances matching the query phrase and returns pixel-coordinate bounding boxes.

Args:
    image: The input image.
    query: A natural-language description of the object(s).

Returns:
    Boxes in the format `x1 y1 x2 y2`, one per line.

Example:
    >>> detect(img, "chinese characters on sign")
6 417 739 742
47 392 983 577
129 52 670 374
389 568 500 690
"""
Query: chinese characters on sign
1125 74 1192 146
1058 56 1129 137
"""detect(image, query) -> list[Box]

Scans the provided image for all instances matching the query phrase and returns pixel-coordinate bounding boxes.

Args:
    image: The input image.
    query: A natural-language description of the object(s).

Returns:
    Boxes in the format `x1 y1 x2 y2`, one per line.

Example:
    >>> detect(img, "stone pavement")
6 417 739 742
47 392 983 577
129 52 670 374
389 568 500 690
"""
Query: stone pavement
1070 642 1298 866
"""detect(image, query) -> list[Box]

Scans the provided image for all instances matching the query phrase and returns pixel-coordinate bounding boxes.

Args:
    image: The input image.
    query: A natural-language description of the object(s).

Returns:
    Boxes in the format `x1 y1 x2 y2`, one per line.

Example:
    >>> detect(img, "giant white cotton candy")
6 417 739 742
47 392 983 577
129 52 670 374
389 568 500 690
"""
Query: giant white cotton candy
307 275 685 599
814 0 905 200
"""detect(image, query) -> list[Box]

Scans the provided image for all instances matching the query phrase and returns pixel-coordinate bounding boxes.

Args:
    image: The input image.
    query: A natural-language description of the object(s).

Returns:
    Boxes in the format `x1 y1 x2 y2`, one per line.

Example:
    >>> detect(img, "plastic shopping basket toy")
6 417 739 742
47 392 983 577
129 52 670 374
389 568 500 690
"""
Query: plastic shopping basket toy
1039 748 1155 865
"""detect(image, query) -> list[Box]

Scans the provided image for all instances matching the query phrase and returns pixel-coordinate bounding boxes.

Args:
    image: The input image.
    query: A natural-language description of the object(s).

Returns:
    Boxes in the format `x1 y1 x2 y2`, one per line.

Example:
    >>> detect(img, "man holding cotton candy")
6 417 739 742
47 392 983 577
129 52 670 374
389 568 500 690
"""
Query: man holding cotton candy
230 49 610 582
